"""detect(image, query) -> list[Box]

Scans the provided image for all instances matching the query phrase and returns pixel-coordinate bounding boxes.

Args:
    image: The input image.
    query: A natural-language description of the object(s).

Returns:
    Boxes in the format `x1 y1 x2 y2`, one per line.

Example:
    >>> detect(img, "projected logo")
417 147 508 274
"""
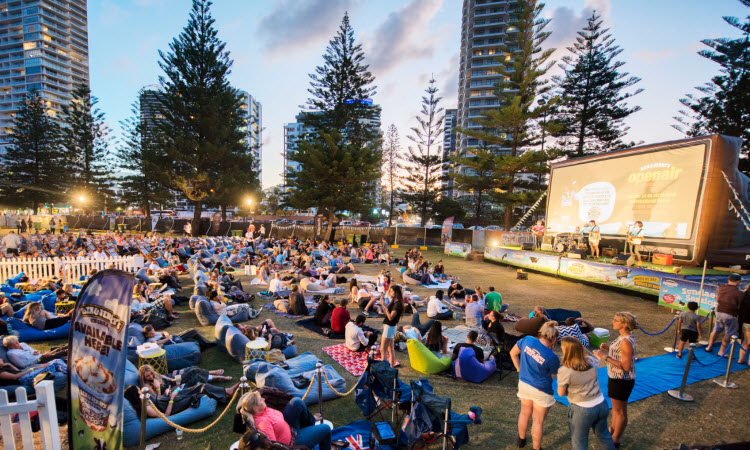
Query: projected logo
574 182 616 223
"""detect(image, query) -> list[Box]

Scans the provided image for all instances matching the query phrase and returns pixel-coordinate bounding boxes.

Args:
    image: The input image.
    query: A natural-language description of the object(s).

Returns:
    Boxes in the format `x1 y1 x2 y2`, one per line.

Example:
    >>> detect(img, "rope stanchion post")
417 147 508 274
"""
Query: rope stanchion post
139 387 149 450
240 376 249 397
668 343 696 401
664 311 681 353
699 308 715 346
316 361 324 422
713 336 740 389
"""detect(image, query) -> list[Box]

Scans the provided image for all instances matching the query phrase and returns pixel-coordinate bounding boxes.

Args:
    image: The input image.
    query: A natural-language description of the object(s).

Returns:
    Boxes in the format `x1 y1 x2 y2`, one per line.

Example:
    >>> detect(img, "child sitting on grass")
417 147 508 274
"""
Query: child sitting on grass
676 301 702 358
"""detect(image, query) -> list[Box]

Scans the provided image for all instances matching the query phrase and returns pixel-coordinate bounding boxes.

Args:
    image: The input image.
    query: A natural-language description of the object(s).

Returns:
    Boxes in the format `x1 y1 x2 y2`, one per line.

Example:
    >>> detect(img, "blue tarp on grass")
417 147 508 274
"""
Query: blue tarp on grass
553 345 749 408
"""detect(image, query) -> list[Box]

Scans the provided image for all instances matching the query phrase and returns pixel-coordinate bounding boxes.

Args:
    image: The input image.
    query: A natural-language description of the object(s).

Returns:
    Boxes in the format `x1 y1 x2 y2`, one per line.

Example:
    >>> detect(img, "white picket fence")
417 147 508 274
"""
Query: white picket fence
0 380 60 450
0 256 143 285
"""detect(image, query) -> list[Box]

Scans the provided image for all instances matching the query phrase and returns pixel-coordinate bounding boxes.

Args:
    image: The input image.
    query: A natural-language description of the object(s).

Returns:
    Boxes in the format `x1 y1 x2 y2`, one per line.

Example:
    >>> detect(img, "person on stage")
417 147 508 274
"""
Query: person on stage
588 220 601 259
531 220 545 250
626 221 644 266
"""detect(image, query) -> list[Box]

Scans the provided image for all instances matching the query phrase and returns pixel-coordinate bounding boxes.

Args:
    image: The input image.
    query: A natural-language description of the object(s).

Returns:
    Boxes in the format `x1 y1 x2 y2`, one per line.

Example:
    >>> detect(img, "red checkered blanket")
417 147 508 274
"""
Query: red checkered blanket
322 343 381 376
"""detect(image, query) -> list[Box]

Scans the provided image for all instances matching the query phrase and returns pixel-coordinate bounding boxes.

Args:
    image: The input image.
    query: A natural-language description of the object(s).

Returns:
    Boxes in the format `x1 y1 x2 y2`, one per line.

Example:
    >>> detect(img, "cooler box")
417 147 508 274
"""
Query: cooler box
653 253 673 265
590 328 609 348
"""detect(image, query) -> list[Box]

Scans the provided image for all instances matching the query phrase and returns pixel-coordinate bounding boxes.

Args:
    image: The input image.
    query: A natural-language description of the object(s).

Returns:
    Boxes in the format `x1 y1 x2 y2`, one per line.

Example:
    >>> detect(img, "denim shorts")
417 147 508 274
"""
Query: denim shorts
383 324 397 339
715 312 739 337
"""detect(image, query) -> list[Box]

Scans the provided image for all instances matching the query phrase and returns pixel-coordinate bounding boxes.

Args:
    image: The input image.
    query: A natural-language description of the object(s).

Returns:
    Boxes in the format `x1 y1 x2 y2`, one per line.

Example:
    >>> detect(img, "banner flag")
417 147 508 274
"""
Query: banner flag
441 216 454 244
67 269 135 450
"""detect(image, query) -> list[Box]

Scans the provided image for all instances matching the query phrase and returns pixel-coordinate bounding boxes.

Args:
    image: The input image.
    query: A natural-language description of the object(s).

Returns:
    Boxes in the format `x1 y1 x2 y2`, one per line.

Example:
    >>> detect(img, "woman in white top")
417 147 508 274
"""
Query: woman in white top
558 337 615 450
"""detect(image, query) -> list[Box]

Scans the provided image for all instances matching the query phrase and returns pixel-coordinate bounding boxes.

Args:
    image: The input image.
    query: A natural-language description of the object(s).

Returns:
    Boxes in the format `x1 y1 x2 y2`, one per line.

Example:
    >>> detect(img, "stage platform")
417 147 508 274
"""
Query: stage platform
482 246 736 315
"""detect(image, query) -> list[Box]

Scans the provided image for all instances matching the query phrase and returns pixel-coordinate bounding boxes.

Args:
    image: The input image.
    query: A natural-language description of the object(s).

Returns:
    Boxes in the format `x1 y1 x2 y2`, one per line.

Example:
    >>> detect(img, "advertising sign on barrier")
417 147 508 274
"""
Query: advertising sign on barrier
441 217 454 244
484 246 683 295
445 242 472 257
68 269 135 450
658 278 716 315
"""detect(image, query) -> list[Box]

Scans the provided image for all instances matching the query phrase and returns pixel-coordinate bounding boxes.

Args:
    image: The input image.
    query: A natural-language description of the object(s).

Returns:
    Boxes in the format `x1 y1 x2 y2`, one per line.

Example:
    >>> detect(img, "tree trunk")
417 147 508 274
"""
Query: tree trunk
220 204 227 222
192 202 202 237
388 189 394 227
325 209 334 242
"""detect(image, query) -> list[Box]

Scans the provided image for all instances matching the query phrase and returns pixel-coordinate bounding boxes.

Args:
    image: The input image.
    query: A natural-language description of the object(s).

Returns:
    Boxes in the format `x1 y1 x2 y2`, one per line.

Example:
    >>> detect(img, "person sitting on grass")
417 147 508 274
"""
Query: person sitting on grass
268 272 293 298
424 321 450 358
484 286 508 313
357 282 383 316
427 290 453 321
314 295 335 327
240 390 340 450
451 330 486 363
22 301 73 330
288 285 308 316
451 294 484 328
330 299 351 334
448 280 475 300
676 301 702 359
346 314 379 352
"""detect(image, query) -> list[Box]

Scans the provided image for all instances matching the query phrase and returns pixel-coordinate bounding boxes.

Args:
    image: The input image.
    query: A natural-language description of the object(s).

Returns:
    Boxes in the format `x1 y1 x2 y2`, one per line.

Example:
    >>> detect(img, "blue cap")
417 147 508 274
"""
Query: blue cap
729 273 742 282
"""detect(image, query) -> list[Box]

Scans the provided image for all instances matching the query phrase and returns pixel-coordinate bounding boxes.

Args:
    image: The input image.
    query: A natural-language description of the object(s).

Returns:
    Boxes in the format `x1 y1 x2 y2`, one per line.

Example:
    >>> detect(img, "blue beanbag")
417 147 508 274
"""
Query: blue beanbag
124 360 139 387
5 273 25 288
255 364 346 405
545 308 582 323
6 317 70 342
189 295 206 310
243 352 321 383
122 395 217 447
194 299 220 326
224 327 250 361
1 285 22 295
452 347 496 383
215 315 233 343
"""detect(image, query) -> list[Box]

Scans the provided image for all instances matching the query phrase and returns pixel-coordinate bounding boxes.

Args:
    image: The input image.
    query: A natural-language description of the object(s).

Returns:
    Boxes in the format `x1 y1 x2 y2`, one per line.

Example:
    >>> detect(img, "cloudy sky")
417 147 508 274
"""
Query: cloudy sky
88 0 747 189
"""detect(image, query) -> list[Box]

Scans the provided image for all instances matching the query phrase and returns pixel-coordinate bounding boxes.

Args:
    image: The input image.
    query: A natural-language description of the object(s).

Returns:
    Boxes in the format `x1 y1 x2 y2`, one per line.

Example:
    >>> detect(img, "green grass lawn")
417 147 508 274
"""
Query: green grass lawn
32 247 750 449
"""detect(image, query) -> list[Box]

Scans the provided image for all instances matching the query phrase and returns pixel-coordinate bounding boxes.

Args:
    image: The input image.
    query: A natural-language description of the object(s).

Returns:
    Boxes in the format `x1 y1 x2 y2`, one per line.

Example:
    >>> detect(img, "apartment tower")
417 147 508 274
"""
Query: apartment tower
0 0 89 147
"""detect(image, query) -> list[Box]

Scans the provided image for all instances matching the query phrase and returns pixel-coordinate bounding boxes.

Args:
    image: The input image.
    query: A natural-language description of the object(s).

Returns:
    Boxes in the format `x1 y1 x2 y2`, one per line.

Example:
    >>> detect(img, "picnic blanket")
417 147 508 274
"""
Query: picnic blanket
421 280 452 289
553 344 750 408
261 302 316 320
308 287 345 295
442 325 493 354
353 275 379 283
502 313 522 322
322 343 382 376
295 318 345 339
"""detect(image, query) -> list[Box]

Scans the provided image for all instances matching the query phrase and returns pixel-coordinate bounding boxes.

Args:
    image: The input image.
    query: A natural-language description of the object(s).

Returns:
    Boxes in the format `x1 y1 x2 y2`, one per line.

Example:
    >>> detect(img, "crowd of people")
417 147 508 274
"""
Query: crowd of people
2 225 749 450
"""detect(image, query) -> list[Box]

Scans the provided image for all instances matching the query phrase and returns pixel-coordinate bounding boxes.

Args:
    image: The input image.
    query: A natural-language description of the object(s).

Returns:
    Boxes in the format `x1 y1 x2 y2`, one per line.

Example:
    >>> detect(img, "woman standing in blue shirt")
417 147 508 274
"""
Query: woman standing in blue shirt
510 321 560 450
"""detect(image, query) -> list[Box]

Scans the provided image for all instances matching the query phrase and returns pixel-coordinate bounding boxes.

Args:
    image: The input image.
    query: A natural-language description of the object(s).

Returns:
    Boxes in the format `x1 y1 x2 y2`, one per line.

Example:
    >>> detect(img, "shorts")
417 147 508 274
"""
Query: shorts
714 312 739 337
516 381 556 408
680 329 699 343
6 248 18 256
383 324 397 339
743 322 750 332
608 378 635 402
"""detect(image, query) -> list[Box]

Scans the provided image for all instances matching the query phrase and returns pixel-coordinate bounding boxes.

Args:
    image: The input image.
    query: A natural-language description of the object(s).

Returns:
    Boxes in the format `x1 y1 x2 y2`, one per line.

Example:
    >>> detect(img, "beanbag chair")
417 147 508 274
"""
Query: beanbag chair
406 339 451 374
5 273 25 288
545 308 582 323
452 347 496 383
195 299 220 326
189 294 207 310
224 327 250 361
243 352 321 383
126 324 202 372
125 359 139 387
556 324 589 347
214 314 233 343
122 395 217 447
515 316 546 337
402 273 421 286
254 363 346 404
1 285 22 295
6 317 70 342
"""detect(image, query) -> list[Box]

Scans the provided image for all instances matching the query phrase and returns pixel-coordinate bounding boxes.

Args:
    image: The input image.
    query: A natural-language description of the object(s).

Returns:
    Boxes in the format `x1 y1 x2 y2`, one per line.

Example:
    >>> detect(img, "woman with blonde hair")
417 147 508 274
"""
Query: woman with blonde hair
239 390 333 450
510 321 560 450
22 302 72 330
558 337 615 450
595 312 637 448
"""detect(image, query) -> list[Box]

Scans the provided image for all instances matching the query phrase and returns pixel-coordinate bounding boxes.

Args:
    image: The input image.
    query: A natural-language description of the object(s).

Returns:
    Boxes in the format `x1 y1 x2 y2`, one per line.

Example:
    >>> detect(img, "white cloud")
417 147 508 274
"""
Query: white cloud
545 0 612 52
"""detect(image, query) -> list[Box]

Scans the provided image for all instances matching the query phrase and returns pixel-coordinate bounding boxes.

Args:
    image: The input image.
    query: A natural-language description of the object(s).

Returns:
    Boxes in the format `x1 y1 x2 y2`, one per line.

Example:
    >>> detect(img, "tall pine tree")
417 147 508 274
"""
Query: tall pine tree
116 95 172 217
60 84 112 211
449 146 499 226
286 13 382 239
1 90 66 213
553 11 643 157
673 0 750 174
455 0 559 230
157 0 256 234
382 124 402 226
401 78 444 227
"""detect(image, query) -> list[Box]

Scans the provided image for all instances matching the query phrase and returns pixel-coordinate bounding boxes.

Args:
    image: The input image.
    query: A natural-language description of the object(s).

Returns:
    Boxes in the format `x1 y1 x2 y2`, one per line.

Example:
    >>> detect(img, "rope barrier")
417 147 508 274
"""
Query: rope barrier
637 317 677 336
691 351 727 367
300 372 317 401
145 386 242 433
322 371 359 397
699 312 712 324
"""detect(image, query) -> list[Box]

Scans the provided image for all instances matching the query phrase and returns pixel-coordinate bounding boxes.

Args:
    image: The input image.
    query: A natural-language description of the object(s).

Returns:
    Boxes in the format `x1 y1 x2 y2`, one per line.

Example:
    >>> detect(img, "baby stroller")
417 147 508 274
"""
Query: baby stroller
399 381 476 450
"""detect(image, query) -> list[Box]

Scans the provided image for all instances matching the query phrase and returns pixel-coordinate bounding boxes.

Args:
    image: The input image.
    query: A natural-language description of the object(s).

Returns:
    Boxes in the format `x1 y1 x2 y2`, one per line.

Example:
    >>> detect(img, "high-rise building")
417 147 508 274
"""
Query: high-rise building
282 113 309 188
450 0 515 197
0 0 89 147
441 108 458 197
238 91 262 185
